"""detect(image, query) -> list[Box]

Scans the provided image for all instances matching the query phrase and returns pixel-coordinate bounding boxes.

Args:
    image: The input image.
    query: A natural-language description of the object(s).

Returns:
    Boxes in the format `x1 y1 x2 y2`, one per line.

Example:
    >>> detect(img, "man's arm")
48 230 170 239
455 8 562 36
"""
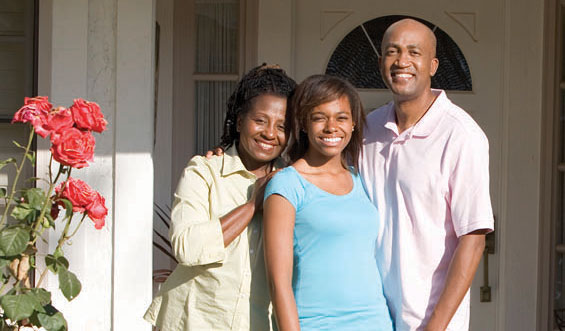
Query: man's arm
424 229 487 331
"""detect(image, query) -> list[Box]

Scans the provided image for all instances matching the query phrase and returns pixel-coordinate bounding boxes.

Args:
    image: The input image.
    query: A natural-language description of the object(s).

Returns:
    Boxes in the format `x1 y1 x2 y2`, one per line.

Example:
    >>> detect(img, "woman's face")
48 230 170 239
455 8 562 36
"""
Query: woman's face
237 94 288 170
304 96 354 161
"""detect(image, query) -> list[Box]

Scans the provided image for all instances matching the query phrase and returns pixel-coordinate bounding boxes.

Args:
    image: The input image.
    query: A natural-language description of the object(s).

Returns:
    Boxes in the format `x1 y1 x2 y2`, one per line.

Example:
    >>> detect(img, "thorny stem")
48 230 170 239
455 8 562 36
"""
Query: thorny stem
35 212 74 289
30 157 59 244
67 214 87 239
0 128 35 229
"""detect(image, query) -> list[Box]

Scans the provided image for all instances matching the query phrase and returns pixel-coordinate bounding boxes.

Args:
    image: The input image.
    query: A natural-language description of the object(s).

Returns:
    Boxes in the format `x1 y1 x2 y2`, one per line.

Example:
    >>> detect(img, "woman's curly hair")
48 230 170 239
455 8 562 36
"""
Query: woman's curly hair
220 64 296 149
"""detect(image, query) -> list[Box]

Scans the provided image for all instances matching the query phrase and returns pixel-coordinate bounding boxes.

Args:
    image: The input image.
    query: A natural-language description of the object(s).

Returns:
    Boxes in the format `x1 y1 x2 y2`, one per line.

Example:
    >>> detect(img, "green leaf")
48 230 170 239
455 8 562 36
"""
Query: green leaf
0 157 16 171
12 140 24 149
0 256 10 269
25 151 36 165
60 198 73 218
11 205 34 221
45 255 69 274
45 254 57 274
24 188 46 211
0 227 30 256
0 293 36 321
58 269 81 301
36 305 67 331
53 247 63 259
30 288 52 306
45 213 55 228
0 187 6 198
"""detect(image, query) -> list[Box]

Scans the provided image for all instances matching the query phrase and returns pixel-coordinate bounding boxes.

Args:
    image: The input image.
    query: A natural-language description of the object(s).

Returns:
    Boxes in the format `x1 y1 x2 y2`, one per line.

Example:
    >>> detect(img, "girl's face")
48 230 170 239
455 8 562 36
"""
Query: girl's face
237 94 288 170
304 96 354 161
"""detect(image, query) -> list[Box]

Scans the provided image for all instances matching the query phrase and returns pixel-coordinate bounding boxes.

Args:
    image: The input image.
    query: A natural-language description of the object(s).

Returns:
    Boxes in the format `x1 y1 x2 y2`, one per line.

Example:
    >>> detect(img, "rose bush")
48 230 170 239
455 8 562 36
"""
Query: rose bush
0 96 107 331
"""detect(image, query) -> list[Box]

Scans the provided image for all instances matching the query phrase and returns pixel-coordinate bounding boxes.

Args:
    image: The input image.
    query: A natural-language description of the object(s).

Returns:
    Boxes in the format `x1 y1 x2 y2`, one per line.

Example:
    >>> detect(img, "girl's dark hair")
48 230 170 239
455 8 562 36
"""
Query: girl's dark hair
220 64 296 149
287 74 365 170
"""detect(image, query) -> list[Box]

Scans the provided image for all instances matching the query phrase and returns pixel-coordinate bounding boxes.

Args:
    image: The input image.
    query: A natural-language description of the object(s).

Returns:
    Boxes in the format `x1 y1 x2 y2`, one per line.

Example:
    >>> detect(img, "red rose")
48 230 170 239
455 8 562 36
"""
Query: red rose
55 177 98 213
50 128 95 169
11 96 52 138
86 193 107 229
70 98 107 133
46 107 74 138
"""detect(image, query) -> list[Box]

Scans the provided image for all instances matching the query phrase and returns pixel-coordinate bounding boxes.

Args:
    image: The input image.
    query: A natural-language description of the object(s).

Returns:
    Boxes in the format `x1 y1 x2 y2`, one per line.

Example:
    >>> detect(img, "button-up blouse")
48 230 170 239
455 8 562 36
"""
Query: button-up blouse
144 147 276 330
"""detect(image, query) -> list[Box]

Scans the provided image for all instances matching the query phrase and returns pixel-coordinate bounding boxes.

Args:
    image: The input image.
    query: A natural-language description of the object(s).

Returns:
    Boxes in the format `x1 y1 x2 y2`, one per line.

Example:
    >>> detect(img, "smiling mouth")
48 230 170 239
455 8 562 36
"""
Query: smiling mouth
320 137 343 146
257 141 276 151
392 72 414 79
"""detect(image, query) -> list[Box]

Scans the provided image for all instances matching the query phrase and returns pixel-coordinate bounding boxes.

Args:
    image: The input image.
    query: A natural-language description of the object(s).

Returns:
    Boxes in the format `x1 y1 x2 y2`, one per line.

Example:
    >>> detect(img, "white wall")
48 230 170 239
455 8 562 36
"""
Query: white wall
37 0 154 329
498 0 545 329
153 0 176 293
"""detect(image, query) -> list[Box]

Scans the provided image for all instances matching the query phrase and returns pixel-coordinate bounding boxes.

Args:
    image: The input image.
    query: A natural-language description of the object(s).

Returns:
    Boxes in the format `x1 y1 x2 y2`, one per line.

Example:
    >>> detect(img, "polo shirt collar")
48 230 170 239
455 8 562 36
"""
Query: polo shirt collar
411 89 446 137
383 103 399 135
221 146 249 177
385 89 447 138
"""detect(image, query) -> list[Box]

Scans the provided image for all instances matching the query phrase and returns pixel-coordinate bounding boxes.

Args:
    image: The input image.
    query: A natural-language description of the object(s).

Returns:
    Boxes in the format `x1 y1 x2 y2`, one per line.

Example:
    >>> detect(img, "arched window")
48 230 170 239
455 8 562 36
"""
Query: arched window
325 15 472 91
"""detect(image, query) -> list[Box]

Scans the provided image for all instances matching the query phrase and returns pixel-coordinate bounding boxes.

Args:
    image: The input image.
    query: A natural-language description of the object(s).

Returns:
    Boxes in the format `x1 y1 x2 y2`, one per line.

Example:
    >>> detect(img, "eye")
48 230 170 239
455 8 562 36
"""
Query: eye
277 124 285 131
385 49 397 55
338 115 350 121
311 115 325 122
254 118 266 124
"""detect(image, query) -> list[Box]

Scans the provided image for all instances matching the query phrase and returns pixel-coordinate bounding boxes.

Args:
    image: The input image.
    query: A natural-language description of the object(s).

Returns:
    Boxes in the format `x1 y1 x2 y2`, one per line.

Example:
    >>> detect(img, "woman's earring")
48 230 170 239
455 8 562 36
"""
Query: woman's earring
352 126 355 132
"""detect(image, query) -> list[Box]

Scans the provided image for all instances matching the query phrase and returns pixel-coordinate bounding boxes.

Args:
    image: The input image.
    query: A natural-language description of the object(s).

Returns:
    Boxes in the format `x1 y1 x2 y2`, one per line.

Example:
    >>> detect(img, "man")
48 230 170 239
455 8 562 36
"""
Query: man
360 19 494 330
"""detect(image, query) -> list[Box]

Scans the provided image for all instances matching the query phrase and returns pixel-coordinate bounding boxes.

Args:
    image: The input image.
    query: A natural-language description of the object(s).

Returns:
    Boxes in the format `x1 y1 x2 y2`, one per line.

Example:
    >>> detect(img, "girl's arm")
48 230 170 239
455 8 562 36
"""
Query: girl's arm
263 194 300 331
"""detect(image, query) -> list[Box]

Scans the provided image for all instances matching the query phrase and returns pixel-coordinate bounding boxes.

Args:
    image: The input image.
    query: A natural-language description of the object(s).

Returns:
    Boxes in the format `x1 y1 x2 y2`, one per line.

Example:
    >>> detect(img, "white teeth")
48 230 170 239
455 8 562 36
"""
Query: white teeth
258 142 274 150
394 74 412 78
323 137 342 143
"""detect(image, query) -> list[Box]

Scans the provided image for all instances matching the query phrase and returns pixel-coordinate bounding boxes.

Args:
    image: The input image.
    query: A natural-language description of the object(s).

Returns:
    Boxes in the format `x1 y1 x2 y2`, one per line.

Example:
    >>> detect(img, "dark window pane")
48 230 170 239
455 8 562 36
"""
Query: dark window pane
325 15 472 91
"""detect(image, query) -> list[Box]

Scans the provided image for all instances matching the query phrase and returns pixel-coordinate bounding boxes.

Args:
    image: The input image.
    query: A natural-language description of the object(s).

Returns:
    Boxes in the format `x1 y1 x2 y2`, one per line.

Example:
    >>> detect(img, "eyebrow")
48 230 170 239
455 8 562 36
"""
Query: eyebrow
383 43 421 49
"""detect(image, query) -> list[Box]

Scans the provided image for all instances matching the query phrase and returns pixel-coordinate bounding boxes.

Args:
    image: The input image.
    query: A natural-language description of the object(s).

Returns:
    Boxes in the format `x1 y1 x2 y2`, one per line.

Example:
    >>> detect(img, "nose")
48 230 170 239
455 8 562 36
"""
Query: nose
324 118 338 132
395 51 410 68
263 123 276 139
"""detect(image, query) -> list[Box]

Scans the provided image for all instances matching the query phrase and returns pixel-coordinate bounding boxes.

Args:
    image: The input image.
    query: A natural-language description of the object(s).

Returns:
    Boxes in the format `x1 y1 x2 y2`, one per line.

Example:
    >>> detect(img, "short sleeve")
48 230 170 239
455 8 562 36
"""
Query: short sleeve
264 167 305 211
449 131 495 236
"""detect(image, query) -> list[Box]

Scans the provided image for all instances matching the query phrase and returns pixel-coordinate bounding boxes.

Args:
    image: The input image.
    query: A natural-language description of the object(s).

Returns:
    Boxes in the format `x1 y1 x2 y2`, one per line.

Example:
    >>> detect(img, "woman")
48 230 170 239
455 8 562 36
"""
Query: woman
263 75 393 330
144 64 296 330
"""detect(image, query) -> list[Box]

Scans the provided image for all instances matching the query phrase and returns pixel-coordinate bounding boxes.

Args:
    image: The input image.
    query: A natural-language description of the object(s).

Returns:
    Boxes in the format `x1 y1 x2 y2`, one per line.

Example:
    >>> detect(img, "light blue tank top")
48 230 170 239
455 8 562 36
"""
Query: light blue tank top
264 166 393 331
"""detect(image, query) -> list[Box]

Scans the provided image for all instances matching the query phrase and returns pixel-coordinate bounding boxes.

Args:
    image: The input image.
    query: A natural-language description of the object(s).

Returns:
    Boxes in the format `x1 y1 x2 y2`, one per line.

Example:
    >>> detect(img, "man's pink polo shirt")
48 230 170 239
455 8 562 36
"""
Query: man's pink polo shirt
360 89 494 331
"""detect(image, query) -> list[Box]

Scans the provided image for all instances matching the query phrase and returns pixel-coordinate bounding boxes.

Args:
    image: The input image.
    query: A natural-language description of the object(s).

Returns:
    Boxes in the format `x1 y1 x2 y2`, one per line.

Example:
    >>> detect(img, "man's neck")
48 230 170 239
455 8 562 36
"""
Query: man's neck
393 90 437 134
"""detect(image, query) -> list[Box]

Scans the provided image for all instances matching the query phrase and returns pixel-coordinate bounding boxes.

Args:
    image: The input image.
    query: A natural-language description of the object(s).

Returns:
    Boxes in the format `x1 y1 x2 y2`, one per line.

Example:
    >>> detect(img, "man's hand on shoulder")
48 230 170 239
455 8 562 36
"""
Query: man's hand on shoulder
205 146 224 159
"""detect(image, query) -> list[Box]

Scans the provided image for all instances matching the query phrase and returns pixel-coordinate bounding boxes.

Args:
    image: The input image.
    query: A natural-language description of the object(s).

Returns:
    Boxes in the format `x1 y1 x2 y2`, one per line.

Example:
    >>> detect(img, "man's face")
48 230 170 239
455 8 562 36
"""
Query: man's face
379 21 439 102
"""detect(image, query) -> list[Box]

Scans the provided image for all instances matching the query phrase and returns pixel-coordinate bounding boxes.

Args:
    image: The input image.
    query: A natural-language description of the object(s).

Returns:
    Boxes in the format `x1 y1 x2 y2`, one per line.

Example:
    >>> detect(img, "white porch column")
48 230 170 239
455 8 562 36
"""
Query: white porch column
37 0 154 330
113 0 155 329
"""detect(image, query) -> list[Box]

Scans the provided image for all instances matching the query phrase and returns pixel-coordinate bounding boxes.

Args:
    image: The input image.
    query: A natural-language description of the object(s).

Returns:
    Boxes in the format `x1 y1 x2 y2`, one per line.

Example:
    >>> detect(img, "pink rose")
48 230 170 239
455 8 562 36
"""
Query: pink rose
50 128 95 169
55 178 107 229
86 193 107 229
11 96 52 138
70 98 107 133
46 107 74 138
55 177 98 213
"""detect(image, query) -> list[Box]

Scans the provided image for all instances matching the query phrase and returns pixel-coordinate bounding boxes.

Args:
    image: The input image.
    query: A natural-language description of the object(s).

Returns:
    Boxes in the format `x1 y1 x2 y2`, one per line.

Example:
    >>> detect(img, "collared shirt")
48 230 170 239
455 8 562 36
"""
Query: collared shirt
360 89 494 331
144 147 276 331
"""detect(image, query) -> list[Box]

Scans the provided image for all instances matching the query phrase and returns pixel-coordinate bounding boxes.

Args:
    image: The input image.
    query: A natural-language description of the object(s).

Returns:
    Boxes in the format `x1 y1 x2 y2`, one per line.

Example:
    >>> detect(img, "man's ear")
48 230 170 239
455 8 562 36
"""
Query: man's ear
430 57 439 77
